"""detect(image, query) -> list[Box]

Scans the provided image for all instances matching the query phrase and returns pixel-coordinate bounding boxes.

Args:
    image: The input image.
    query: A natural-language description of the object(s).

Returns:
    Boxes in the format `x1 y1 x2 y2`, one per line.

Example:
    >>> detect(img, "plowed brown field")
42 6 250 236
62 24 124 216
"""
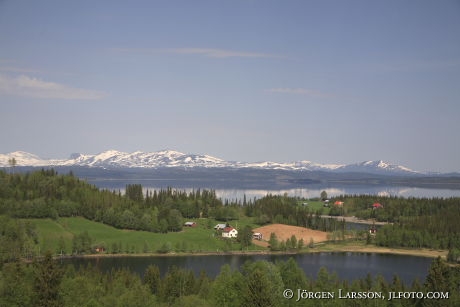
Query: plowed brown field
252 224 328 247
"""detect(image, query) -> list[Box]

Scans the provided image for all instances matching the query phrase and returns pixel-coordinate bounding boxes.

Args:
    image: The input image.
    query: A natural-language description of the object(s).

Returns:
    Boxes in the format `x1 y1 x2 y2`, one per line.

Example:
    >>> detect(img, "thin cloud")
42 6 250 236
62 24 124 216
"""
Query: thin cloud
114 47 283 59
267 88 334 98
0 74 106 100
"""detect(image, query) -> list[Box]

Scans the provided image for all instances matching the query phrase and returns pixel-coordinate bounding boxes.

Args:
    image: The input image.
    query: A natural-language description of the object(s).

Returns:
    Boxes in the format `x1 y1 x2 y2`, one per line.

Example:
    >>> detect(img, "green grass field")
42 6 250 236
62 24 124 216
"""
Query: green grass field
296 200 330 215
29 216 263 255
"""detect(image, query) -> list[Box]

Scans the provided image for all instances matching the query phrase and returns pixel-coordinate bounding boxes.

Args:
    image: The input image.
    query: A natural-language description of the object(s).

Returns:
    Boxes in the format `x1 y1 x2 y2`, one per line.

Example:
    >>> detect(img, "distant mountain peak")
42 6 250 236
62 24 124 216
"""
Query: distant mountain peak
69 153 82 159
340 160 417 174
0 149 420 175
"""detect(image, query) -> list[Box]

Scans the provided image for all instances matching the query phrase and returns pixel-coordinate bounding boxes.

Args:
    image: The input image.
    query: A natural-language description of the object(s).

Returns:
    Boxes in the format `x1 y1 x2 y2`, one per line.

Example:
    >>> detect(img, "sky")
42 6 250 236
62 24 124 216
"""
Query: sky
1 0 459 173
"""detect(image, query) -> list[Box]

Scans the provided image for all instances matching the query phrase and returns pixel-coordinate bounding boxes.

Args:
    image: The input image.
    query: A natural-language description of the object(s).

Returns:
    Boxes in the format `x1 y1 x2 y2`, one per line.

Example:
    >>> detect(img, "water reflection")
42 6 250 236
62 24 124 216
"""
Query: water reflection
212 187 460 200
89 179 460 201
66 253 432 285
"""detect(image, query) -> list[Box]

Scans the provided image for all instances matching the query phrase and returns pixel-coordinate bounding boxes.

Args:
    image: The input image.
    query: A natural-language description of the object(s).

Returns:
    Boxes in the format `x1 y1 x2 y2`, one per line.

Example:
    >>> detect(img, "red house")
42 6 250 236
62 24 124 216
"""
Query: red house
372 203 383 209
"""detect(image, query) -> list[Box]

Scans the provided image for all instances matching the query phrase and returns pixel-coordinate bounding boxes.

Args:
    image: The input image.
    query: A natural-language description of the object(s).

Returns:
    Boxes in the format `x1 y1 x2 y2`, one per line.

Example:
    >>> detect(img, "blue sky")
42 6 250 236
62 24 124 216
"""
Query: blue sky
1 0 459 172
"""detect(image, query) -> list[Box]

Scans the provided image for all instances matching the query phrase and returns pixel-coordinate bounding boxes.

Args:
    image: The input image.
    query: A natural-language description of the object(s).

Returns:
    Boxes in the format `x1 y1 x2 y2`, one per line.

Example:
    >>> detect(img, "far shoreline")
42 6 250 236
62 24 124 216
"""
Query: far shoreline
311 243 447 259
52 243 448 261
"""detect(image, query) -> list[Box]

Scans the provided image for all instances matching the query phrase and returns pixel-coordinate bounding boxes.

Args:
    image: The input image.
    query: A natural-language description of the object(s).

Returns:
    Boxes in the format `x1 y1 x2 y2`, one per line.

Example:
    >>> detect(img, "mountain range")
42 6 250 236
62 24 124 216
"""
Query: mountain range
0 150 421 175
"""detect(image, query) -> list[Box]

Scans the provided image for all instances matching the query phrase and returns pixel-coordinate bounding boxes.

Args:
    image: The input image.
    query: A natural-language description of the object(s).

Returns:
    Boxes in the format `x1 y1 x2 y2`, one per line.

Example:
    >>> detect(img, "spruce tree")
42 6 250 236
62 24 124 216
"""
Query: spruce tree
33 251 64 307
143 265 161 295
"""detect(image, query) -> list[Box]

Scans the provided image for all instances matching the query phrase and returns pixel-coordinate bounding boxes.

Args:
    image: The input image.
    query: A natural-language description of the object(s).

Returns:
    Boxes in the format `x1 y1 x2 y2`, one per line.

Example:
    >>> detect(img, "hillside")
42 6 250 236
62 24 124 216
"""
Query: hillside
30 217 260 255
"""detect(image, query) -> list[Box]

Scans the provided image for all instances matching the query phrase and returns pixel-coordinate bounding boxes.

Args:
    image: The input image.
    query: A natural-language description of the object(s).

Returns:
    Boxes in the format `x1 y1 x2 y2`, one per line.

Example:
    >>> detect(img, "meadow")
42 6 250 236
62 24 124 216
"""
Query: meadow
29 216 263 256
295 199 330 214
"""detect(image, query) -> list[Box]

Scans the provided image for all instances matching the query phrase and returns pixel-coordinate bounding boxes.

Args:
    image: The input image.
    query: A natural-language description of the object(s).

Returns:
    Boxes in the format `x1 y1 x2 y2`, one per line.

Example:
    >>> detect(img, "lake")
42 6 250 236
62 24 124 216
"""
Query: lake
88 179 460 201
64 252 433 285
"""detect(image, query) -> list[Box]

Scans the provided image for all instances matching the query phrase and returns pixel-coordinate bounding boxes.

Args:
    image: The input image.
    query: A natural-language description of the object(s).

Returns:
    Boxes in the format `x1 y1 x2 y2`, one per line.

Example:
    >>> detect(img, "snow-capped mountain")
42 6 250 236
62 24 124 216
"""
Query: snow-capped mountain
0 150 420 175
60 150 230 168
0 151 63 167
0 150 232 169
334 160 417 175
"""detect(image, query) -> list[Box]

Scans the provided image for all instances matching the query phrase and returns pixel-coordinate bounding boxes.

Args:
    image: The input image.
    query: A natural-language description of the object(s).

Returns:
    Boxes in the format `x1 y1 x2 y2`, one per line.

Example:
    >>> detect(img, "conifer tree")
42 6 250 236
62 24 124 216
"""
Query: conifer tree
33 251 64 307
425 257 449 293
242 261 285 307
268 232 279 251
143 265 161 295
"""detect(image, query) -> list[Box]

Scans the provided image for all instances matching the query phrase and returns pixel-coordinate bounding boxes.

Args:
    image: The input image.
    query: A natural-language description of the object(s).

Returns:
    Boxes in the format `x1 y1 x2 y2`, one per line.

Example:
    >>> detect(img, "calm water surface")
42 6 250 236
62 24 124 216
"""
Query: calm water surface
89 180 460 200
65 253 433 285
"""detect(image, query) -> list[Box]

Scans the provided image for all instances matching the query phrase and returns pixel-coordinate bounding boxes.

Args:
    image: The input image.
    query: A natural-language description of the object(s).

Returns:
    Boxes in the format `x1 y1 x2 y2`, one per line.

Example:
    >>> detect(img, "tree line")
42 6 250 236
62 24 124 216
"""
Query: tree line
327 195 460 252
245 194 347 232
0 170 225 233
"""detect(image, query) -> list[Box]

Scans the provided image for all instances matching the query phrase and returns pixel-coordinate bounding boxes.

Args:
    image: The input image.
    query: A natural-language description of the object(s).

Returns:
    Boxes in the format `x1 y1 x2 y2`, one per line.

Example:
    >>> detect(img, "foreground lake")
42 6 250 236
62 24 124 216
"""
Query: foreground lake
64 252 433 285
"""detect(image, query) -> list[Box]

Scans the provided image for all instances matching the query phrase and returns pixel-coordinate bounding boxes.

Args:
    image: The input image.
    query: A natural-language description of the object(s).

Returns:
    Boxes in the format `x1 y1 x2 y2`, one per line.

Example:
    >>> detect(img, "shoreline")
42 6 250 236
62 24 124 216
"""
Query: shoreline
52 244 447 261
319 215 390 225
312 243 447 259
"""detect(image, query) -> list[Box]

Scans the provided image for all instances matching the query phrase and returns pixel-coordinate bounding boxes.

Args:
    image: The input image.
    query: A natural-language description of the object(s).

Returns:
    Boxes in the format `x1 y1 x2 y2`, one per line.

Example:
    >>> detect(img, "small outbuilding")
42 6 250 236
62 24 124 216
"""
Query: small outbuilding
184 221 197 227
369 226 377 235
214 223 227 230
253 232 263 240
92 245 106 253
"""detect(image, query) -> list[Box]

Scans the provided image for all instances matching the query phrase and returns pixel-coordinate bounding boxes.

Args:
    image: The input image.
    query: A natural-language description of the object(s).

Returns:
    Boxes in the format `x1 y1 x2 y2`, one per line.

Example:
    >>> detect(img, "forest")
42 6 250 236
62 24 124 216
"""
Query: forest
1 251 459 307
1 169 460 305
0 169 224 233
1 169 460 260
0 169 345 237
326 195 460 251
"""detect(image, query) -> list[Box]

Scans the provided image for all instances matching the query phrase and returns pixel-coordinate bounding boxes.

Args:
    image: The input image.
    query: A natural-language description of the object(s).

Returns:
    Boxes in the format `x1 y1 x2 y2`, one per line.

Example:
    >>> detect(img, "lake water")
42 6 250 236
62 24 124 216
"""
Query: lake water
89 179 460 201
210 186 460 202
65 252 433 285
